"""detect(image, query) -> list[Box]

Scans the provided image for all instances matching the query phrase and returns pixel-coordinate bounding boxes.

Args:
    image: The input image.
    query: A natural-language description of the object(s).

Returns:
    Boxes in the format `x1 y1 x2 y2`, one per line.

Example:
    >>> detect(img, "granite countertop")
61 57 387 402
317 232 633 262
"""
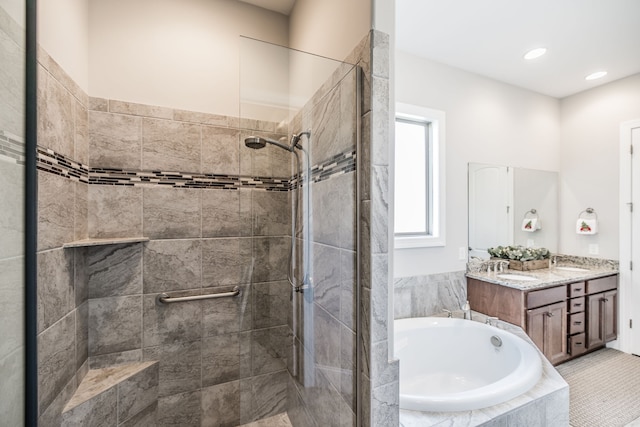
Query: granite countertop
466 255 619 291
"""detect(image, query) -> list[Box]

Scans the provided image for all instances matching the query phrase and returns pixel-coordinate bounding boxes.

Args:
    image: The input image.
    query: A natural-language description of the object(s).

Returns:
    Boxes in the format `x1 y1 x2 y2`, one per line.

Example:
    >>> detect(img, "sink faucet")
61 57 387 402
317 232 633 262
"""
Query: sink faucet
486 262 492 273
496 260 509 272
551 255 558 268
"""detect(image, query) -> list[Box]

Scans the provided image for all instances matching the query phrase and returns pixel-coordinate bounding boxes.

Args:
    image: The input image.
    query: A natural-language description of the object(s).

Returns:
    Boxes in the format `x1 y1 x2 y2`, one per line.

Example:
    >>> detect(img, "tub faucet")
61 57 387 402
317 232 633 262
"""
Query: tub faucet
486 316 499 326
443 309 453 318
462 301 471 320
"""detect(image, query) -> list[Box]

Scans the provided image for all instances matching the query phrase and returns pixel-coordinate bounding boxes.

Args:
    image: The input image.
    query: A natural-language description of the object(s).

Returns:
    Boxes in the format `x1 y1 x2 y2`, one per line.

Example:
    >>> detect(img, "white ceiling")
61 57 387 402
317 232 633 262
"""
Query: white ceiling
396 0 640 98
237 0 296 16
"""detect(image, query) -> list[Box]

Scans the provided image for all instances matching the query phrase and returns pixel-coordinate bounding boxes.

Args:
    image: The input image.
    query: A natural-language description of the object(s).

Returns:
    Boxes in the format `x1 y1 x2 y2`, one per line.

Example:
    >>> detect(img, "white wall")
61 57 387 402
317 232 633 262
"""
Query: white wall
394 51 561 277
88 0 288 116
38 0 375 117
0 0 24 27
289 0 370 61
38 0 89 91
559 73 640 259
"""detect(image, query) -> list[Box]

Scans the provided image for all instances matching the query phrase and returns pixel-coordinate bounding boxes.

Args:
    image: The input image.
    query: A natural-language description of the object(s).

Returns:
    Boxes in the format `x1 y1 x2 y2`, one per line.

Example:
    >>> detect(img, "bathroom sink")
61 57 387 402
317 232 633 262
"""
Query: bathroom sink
496 274 537 282
555 266 589 272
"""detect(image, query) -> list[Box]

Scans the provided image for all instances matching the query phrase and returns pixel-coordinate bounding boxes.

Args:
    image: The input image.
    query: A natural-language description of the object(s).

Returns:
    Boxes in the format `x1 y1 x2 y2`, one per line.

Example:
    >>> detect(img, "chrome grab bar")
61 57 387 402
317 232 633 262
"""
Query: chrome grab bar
156 286 240 305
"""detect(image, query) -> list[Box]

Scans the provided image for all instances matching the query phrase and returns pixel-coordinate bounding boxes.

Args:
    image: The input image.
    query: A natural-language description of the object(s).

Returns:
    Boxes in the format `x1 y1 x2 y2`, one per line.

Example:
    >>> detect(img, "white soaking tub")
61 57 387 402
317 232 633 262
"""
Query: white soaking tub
394 317 542 412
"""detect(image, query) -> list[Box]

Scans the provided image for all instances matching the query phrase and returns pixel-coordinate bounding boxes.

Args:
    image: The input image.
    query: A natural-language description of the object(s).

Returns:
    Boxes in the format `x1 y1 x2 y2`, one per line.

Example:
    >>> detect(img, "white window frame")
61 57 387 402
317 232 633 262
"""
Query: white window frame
394 103 446 248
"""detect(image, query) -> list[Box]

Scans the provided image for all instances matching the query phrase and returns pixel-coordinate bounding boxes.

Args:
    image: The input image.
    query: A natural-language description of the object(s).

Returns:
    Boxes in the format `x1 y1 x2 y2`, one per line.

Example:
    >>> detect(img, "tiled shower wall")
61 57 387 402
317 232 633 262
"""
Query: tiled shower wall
36 47 91 425
286 60 358 426
36 46 294 425
0 5 26 426
355 31 399 427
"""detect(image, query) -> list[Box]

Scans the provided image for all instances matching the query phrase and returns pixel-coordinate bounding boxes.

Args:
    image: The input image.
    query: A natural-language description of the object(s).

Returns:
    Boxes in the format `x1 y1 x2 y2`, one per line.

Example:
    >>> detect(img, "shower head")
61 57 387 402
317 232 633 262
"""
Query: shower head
244 136 292 152
244 136 268 149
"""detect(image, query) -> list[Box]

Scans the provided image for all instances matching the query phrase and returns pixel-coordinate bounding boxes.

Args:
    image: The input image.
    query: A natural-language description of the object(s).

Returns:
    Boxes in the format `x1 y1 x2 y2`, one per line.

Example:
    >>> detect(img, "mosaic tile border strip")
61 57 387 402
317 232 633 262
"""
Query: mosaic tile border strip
36 146 356 190
37 148 89 182
294 150 357 187
0 130 25 165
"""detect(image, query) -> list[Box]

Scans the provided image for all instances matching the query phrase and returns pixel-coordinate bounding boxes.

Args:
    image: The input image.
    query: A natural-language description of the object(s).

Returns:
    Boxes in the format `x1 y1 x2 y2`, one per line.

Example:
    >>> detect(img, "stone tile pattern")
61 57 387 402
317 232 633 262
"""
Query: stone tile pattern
394 271 467 319
37 76 292 427
35 47 92 426
61 361 159 426
35 45 360 427
0 8 27 425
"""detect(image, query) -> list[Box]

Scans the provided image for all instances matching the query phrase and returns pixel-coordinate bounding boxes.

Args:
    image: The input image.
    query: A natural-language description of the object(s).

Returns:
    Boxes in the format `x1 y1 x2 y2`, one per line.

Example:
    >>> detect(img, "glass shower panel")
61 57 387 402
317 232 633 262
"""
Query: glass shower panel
239 37 359 426
0 0 26 424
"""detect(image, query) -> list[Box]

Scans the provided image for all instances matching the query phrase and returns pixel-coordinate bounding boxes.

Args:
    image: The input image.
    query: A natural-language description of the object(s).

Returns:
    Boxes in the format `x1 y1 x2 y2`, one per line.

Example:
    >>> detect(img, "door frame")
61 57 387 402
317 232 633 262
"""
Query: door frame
619 119 640 354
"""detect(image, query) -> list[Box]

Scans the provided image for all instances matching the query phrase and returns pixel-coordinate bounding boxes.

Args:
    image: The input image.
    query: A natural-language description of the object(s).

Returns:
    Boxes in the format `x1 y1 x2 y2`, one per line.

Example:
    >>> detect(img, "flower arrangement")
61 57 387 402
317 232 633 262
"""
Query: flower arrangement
487 245 550 261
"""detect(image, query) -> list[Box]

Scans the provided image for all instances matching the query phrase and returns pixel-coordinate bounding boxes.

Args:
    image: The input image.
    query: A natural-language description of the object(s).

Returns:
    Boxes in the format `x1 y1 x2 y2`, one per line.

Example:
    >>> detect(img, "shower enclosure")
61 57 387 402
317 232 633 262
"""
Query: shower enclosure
32 3 367 421
239 37 361 426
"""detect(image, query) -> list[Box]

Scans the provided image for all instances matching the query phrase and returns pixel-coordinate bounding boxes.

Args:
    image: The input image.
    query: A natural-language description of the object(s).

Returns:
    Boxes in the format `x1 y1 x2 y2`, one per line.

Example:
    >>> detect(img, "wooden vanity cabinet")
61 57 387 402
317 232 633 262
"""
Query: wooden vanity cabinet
526 301 567 365
467 273 618 365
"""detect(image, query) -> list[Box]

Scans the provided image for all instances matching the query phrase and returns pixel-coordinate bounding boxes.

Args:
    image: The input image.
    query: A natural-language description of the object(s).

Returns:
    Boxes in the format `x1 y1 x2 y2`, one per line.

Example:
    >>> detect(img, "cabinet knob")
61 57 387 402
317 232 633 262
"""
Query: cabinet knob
574 288 582 292
546 312 554 317
574 321 582 325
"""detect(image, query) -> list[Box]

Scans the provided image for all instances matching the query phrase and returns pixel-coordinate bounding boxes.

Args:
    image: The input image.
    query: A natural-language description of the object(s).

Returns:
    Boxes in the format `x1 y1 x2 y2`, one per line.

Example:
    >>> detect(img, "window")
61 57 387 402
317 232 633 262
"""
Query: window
394 103 446 248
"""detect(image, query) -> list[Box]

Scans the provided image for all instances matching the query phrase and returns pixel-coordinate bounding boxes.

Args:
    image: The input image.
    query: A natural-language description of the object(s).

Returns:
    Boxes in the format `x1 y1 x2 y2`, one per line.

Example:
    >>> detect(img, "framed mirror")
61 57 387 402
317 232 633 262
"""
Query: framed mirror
468 163 559 259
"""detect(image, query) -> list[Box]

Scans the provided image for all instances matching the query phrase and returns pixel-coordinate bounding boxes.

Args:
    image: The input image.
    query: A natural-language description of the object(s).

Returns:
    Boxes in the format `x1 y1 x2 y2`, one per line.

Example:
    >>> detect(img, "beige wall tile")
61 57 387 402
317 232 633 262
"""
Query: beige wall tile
88 185 143 238
89 111 142 170
142 118 201 173
201 126 240 176
38 65 75 157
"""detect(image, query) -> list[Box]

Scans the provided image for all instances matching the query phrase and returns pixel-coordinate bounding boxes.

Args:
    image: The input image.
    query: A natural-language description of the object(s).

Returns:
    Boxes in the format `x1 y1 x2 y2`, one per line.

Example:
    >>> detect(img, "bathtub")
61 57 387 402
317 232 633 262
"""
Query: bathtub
394 317 542 412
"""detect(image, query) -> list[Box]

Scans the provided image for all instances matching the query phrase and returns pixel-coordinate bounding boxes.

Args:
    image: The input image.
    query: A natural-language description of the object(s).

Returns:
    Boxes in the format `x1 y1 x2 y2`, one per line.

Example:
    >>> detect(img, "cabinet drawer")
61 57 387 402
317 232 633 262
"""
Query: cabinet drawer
569 297 585 313
569 282 586 298
527 285 566 309
586 275 618 294
569 312 585 334
569 333 587 356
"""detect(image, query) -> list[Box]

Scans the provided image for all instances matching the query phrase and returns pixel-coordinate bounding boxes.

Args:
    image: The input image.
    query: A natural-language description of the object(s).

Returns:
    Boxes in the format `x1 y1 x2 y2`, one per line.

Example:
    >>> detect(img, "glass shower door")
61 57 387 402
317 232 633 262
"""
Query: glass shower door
239 37 359 426
0 0 32 424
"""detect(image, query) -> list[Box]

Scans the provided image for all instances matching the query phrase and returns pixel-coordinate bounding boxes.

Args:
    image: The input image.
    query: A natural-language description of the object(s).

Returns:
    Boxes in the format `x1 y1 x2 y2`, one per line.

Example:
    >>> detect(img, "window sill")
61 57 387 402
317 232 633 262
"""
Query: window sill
395 235 445 249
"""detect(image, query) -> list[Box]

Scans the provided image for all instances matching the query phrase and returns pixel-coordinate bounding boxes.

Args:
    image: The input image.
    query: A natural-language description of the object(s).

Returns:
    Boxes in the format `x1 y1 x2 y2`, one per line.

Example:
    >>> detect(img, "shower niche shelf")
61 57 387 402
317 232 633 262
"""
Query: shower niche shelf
63 236 149 248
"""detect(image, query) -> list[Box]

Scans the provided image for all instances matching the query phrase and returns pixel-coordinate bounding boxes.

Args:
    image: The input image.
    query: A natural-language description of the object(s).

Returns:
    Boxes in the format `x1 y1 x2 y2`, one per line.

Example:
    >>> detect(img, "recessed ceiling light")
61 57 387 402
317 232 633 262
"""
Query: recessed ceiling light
585 71 608 81
524 48 547 60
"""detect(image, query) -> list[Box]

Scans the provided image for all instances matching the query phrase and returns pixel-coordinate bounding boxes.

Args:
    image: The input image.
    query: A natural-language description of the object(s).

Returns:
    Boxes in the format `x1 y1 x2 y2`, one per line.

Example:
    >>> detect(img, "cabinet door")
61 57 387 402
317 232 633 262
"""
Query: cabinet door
604 290 618 342
587 293 605 348
527 301 567 364
544 301 568 364
527 306 546 352
587 290 618 347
